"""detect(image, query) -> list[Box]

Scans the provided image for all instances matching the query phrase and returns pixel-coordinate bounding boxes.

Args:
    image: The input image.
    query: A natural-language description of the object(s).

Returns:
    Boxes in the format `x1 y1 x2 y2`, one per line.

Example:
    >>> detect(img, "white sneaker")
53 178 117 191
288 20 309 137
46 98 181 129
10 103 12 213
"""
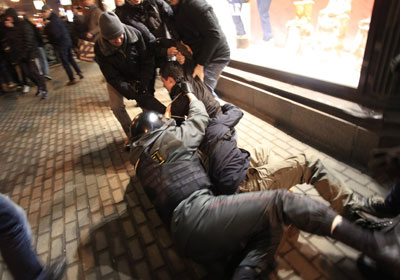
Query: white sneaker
23 85 30 93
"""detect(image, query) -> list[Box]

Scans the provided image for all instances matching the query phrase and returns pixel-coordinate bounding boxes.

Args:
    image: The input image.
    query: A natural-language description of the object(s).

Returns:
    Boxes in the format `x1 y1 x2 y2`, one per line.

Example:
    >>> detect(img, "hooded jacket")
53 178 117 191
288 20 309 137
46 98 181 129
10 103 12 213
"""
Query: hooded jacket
172 0 230 66
44 12 72 47
94 24 155 99
4 9 40 62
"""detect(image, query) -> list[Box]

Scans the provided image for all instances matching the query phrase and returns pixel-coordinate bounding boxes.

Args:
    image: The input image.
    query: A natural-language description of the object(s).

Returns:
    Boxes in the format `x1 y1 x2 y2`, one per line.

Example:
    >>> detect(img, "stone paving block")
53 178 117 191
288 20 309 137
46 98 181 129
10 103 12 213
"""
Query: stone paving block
147 244 165 269
66 263 79 280
116 257 134 280
139 225 155 245
98 251 113 276
37 232 50 255
133 261 151 280
65 240 79 264
128 239 144 261
283 250 321 280
52 218 64 238
122 220 136 238
132 207 147 224
66 222 78 242
307 235 345 264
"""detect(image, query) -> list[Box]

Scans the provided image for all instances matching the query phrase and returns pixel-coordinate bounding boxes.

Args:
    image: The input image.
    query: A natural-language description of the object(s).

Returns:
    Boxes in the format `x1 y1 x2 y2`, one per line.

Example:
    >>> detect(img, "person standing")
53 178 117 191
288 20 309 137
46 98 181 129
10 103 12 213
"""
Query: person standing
42 5 84 85
257 0 273 42
169 0 230 94
3 8 48 99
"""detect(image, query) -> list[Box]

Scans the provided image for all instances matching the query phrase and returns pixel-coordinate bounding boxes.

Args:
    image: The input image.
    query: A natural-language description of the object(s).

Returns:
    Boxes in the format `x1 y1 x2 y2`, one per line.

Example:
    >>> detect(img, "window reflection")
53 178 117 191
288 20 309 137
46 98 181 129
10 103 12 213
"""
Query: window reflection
211 0 374 88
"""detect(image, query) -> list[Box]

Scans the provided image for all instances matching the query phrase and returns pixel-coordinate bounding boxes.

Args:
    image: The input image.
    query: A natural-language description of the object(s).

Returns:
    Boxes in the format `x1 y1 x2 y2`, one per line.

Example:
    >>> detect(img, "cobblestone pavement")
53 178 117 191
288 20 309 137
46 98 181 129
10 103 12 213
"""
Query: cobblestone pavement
0 61 388 280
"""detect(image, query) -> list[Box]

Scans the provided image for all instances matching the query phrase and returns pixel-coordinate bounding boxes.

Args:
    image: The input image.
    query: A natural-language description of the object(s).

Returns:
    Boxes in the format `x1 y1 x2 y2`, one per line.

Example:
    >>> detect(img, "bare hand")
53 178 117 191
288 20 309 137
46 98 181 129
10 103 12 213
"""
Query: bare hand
164 104 172 119
167 46 178 56
86 32 93 39
192 64 204 82
176 52 185 65
180 41 193 55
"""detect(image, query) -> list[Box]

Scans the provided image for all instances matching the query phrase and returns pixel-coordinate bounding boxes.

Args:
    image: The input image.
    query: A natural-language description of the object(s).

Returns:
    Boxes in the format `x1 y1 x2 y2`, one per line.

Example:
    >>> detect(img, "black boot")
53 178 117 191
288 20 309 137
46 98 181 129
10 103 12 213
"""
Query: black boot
45 257 67 280
232 266 262 280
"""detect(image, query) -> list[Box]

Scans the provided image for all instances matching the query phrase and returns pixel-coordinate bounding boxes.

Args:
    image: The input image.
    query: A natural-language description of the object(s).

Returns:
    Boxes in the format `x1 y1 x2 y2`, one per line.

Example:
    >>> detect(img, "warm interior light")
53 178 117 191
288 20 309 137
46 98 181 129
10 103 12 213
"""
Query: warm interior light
10 0 20 2
33 0 44 10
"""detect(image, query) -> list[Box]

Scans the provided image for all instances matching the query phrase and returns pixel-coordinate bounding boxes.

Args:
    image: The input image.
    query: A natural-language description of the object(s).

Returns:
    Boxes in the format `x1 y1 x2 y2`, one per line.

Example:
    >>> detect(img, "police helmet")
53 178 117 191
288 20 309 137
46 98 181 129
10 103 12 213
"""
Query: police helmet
130 111 165 141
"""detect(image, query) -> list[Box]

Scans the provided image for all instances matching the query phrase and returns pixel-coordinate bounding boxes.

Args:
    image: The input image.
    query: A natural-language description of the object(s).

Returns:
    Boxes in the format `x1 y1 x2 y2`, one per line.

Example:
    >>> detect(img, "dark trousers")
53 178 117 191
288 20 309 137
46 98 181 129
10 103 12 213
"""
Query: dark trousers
0 194 48 280
171 189 336 271
20 59 47 92
386 180 400 215
56 46 81 82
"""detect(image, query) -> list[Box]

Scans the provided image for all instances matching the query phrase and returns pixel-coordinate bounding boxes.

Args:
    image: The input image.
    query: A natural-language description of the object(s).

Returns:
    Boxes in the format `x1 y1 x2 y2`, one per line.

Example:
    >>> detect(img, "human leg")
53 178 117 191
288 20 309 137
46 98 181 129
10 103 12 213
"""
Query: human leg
241 151 352 214
37 47 49 76
57 47 74 82
256 0 273 41
107 83 132 139
203 61 230 94
172 189 400 278
66 47 82 77
171 189 336 273
0 194 45 279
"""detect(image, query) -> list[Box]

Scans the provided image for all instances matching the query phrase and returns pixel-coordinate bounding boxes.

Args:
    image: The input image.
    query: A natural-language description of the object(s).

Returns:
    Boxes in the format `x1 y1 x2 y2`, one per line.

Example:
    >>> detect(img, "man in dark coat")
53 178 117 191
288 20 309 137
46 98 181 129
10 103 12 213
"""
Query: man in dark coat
42 5 83 85
3 8 48 98
129 94 400 279
94 11 165 149
169 0 230 94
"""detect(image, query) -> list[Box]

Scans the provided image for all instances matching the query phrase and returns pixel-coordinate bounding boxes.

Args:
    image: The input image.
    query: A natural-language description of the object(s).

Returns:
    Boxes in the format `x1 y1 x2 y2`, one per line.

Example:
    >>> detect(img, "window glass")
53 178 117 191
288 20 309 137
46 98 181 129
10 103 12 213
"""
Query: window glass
210 0 374 88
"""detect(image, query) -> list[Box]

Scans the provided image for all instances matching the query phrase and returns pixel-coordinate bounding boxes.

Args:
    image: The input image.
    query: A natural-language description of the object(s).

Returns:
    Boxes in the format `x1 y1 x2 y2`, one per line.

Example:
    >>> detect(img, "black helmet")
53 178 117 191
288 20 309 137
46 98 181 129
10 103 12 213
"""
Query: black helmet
130 111 165 141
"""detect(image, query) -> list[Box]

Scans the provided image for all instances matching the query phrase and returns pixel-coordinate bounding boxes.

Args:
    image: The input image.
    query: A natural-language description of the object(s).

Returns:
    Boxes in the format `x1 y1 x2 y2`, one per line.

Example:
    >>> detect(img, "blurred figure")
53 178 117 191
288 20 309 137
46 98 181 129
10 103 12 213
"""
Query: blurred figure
42 5 84 85
81 0 102 42
24 15 52 80
0 193 66 280
3 8 48 99
257 0 273 42
113 0 125 17
228 0 250 49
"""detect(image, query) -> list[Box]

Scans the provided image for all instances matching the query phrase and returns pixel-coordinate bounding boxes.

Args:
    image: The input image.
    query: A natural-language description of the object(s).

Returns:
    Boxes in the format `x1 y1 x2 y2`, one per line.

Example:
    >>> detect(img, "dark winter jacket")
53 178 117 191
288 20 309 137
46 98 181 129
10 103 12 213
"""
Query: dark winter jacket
44 12 72 47
118 0 177 60
170 74 221 119
172 0 230 66
94 24 155 99
199 103 250 195
4 9 40 62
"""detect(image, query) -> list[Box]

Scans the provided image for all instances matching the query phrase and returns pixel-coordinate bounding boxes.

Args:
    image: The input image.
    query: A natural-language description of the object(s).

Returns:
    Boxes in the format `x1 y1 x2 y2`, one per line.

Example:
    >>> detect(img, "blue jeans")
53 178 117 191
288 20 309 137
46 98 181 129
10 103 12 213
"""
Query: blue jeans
229 3 246 36
37 47 49 76
56 46 81 82
0 194 48 280
204 61 230 96
257 0 273 41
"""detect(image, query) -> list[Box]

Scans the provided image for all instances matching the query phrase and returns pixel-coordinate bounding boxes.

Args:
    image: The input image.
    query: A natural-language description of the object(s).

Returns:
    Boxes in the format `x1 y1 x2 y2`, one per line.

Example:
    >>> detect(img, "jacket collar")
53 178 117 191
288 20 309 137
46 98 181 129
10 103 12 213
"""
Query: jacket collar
97 24 138 56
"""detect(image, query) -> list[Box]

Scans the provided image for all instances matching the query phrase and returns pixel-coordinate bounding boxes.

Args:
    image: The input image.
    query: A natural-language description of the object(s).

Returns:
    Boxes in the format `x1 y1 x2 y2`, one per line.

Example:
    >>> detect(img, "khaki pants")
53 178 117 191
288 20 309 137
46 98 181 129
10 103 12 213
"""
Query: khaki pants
240 146 353 214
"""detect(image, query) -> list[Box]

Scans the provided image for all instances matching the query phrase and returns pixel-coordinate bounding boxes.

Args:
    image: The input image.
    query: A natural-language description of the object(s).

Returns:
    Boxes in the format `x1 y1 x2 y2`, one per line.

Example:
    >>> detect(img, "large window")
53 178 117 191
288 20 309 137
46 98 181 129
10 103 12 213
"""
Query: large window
211 0 374 88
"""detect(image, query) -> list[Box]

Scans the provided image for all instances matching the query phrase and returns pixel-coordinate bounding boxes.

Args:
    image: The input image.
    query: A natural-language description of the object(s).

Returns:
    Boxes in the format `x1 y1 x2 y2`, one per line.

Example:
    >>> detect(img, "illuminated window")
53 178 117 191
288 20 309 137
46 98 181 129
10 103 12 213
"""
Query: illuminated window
211 0 374 88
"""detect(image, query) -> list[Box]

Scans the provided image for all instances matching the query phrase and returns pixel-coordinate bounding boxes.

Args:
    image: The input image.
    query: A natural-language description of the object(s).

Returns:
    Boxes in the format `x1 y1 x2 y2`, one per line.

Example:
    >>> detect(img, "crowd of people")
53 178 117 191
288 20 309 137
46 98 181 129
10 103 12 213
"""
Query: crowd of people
1 0 399 279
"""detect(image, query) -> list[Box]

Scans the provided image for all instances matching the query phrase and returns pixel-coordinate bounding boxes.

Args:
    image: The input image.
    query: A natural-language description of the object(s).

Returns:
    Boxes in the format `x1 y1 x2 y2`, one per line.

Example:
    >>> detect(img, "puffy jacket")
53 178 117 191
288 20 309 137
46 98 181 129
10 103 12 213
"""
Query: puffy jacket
172 0 230 66
94 24 155 99
199 103 250 195
44 12 72 47
4 9 40 62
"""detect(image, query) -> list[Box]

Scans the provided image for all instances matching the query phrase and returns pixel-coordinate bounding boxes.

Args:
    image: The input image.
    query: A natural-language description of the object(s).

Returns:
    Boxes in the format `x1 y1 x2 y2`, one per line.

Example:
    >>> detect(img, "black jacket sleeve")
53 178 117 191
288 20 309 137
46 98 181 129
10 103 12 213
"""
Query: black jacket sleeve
217 103 243 128
189 6 222 66
94 44 138 100
134 29 156 93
